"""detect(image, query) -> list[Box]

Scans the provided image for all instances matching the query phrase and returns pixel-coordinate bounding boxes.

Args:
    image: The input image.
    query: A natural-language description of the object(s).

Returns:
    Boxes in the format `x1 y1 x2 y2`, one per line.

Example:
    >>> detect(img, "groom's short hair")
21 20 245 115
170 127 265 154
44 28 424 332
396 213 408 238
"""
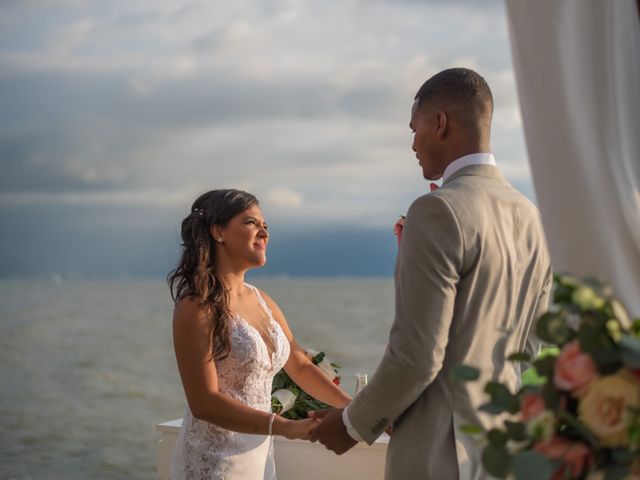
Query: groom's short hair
414 68 493 117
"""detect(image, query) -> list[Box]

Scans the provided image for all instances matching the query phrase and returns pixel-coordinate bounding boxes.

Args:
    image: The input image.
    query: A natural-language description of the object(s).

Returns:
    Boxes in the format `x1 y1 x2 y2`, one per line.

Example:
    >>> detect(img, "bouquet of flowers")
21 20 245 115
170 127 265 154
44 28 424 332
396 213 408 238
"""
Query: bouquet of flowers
454 274 640 479
271 348 341 419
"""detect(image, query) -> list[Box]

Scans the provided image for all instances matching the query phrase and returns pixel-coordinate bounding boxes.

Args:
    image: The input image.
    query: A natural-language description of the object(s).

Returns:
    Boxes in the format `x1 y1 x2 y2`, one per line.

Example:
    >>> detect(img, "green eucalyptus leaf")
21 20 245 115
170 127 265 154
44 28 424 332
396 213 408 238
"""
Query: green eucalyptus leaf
556 410 599 447
484 382 520 414
521 366 546 386
511 451 554 480
504 421 528 442
632 319 640 336
536 312 571 345
312 352 325 364
604 464 631 480
611 299 632 328
481 445 512 478
582 276 611 296
487 428 508 447
508 352 532 363
541 381 561 410
534 355 556 378
611 448 635 464
553 273 578 305
451 364 480 382
460 424 484 435
606 319 623 343
479 402 505 415
572 284 606 311
620 336 640 368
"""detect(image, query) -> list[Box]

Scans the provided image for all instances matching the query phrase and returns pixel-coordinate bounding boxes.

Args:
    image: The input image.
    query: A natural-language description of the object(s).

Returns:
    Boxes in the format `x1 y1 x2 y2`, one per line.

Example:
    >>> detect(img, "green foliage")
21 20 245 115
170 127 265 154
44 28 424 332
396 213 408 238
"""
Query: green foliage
484 382 520 414
620 336 640 368
482 445 512 478
504 421 527 442
511 451 555 480
271 350 339 419
459 274 639 480
450 364 480 382
459 424 484 435
536 312 572 344
533 355 556 378
508 352 532 363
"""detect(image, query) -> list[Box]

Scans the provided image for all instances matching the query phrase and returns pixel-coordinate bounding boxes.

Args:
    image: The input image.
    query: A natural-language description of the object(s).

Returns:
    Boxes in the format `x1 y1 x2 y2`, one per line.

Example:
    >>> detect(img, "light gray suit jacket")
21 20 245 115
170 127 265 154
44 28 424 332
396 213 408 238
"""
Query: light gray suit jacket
348 164 552 480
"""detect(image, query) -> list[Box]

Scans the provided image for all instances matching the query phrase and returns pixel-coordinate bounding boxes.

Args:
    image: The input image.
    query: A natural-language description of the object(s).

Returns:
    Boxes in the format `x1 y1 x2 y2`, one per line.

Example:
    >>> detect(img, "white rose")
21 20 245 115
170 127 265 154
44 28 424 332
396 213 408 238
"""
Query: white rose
272 389 297 414
526 410 556 442
317 358 337 380
304 347 337 380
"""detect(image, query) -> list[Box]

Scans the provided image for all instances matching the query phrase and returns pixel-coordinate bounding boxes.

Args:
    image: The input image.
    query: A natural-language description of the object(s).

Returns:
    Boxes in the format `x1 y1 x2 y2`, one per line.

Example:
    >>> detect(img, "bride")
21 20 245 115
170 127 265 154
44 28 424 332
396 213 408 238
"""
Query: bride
168 189 351 480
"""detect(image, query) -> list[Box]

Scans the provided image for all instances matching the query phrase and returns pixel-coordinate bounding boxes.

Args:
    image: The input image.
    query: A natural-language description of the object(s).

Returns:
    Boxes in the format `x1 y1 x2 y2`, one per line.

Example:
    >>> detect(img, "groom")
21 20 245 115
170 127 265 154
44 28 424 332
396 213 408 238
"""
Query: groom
310 68 552 479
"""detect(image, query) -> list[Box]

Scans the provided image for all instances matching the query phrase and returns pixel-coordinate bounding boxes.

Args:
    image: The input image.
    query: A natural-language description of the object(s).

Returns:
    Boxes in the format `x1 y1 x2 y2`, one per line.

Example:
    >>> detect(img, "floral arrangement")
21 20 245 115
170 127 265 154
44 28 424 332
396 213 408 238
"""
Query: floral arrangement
454 274 640 479
271 348 341 419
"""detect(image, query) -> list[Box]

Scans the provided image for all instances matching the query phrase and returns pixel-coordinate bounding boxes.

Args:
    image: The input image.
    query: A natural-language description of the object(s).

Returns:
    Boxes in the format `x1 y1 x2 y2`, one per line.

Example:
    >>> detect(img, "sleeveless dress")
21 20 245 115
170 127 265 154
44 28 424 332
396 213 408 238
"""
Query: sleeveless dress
171 284 291 480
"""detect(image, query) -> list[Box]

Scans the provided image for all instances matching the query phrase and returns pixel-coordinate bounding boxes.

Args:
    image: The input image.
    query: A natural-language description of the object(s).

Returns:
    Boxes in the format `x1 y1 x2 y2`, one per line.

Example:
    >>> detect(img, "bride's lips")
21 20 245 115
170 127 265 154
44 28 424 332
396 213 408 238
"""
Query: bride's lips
253 241 266 250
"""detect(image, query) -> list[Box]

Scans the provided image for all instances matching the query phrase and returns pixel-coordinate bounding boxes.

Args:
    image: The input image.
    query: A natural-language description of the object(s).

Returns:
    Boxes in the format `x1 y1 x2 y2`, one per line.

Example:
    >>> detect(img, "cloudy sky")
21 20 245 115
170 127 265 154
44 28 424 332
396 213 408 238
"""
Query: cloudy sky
0 0 534 278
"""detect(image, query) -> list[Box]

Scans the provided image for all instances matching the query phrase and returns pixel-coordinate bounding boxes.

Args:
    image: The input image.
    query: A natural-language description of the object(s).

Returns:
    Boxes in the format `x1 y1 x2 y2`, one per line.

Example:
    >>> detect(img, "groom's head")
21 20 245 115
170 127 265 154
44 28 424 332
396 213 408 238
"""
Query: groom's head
410 68 493 180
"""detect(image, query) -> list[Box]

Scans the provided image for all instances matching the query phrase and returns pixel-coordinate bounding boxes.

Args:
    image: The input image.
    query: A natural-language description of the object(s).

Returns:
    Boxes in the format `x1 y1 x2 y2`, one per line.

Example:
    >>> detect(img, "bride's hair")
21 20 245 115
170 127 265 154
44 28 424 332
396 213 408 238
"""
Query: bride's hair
168 189 259 361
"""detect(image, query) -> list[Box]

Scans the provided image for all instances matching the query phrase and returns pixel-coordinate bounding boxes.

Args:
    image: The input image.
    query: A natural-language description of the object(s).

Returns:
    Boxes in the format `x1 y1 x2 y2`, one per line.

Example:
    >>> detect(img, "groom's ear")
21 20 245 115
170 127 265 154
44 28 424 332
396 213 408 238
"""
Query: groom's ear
434 111 448 138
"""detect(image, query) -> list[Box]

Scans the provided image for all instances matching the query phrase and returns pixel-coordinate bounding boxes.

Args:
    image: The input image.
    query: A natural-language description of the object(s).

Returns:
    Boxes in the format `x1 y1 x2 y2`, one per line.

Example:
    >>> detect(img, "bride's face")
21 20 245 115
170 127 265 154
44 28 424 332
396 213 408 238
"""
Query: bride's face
212 204 269 269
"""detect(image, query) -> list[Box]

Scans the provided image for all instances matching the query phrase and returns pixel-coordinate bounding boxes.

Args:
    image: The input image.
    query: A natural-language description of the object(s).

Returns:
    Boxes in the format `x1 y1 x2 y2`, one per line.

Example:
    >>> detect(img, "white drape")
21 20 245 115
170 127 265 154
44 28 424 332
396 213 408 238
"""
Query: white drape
505 0 640 315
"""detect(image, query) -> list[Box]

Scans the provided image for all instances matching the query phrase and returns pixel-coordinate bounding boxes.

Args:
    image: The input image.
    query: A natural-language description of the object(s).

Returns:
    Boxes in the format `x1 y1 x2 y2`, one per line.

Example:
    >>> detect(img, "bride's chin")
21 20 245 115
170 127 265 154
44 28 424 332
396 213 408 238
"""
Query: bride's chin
252 255 267 267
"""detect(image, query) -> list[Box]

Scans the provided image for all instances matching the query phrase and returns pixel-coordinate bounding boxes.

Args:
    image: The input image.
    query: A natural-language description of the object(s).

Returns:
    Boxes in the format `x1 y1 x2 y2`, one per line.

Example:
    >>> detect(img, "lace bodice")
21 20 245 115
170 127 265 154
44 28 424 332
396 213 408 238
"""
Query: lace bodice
216 287 290 411
171 284 290 480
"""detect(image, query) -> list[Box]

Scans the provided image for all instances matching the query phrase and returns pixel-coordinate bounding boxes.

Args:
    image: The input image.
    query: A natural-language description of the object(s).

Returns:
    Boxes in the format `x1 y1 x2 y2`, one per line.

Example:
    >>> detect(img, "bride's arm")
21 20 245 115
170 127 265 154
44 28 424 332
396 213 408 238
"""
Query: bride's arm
173 296 315 439
259 290 351 408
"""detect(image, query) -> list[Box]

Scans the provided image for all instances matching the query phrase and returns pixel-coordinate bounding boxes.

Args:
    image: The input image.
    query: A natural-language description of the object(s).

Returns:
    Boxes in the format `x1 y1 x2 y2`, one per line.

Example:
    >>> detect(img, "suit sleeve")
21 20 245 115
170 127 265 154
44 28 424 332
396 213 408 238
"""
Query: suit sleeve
523 265 553 367
347 194 464 444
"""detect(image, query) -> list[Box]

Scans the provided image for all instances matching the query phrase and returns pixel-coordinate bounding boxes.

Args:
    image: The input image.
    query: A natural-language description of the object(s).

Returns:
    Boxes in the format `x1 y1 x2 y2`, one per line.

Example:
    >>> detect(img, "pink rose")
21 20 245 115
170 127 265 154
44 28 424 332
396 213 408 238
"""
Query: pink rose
393 216 405 245
553 340 597 397
563 442 593 477
521 392 545 421
534 437 593 479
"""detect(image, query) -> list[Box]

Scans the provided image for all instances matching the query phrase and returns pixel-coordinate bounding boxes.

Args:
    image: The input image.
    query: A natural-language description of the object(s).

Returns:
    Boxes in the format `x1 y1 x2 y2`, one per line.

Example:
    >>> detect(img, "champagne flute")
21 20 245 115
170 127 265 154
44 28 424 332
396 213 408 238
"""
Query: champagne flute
354 373 368 395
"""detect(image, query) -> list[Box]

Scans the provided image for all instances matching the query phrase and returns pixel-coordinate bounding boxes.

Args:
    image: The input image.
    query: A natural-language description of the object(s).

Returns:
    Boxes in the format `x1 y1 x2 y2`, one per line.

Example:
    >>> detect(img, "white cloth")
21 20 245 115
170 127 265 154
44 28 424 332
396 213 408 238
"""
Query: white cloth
171 284 290 480
506 0 640 316
442 153 497 182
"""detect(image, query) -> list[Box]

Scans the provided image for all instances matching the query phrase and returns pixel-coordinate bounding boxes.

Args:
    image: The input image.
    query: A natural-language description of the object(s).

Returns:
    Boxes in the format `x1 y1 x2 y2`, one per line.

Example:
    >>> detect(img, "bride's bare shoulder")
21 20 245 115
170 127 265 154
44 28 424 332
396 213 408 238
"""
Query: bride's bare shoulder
174 295 212 325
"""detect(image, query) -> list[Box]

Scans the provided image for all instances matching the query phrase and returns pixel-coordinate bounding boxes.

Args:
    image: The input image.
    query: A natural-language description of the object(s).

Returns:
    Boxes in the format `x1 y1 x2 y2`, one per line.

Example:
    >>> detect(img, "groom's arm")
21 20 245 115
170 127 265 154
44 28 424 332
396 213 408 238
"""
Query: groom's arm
347 194 464 444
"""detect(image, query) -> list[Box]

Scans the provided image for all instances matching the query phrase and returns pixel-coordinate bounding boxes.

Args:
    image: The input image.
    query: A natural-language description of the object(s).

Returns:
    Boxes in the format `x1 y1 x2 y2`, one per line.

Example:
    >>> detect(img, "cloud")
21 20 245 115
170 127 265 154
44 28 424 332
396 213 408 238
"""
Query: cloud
0 0 536 277
264 188 303 209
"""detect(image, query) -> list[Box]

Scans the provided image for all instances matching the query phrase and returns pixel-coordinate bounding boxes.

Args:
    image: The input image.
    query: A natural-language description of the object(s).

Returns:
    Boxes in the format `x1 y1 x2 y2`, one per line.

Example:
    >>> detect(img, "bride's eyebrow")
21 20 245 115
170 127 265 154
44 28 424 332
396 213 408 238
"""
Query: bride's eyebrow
244 215 267 225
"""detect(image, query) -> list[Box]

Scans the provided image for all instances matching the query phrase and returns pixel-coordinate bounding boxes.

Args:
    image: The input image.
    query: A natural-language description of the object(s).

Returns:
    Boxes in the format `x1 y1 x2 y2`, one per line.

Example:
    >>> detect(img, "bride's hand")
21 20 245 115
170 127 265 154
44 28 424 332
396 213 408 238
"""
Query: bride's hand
275 417 319 440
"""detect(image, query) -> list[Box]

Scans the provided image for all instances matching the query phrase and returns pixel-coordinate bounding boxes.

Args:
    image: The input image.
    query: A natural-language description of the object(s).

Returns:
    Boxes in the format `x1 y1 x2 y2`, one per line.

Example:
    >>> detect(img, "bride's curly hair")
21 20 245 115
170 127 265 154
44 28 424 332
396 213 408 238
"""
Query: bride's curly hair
168 189 259 361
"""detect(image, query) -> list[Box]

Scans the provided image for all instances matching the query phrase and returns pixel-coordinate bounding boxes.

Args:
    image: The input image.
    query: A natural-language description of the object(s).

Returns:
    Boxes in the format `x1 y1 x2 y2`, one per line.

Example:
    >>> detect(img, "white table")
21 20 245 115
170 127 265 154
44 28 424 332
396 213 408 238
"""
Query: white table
156 419 388 480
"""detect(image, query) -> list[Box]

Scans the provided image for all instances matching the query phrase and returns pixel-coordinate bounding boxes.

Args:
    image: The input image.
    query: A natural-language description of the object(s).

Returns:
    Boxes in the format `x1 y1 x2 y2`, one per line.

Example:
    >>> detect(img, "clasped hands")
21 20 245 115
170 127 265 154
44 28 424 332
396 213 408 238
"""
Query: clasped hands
309 407 358 455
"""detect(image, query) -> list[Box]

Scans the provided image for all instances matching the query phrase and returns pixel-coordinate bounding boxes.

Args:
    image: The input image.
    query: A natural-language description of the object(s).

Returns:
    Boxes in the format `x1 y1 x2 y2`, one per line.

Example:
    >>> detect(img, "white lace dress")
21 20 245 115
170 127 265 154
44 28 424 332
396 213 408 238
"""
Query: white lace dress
171 284 291 480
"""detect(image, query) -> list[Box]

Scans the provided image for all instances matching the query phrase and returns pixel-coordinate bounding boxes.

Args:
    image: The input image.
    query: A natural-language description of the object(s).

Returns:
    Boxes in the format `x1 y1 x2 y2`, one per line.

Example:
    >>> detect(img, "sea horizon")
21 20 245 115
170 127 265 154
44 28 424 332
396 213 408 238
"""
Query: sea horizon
0 277 395 479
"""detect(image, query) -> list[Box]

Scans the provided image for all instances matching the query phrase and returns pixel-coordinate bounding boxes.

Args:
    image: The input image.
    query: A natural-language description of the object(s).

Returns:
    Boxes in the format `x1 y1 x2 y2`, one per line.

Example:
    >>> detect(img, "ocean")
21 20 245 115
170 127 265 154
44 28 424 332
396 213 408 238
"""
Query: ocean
0 278 394 479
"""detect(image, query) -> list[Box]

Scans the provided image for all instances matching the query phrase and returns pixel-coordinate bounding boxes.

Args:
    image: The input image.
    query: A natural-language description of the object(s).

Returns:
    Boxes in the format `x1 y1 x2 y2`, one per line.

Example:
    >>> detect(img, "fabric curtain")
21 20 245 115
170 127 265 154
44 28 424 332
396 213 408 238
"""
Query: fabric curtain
505 0 640 315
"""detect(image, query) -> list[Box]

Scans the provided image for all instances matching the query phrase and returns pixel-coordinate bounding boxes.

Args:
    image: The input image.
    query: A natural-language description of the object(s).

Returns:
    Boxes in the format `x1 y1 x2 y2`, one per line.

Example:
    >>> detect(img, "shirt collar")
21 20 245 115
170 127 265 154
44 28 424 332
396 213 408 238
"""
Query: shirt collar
442 153 497 182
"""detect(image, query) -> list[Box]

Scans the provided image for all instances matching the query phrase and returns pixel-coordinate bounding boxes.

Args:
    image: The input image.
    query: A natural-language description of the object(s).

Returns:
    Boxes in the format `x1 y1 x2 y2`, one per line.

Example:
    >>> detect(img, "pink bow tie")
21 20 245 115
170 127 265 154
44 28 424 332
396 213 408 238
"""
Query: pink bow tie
429 183 439 192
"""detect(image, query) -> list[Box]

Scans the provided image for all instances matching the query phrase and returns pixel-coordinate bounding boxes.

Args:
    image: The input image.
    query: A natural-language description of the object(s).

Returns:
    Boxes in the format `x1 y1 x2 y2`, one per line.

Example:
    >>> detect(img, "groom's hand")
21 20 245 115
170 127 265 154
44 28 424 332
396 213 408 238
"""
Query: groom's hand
308 408 358 455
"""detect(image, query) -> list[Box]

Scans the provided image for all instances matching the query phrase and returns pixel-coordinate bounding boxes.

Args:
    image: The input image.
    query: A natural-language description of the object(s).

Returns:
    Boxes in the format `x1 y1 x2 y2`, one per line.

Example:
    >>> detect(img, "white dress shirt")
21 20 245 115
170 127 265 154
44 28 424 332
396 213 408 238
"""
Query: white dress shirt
342 151 498 442
442 152 496 182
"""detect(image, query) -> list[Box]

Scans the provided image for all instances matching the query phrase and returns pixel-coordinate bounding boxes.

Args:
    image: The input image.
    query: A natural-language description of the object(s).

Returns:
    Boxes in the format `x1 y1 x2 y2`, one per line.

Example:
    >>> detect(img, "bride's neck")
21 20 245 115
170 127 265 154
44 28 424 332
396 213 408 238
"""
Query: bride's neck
217 269 246 297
